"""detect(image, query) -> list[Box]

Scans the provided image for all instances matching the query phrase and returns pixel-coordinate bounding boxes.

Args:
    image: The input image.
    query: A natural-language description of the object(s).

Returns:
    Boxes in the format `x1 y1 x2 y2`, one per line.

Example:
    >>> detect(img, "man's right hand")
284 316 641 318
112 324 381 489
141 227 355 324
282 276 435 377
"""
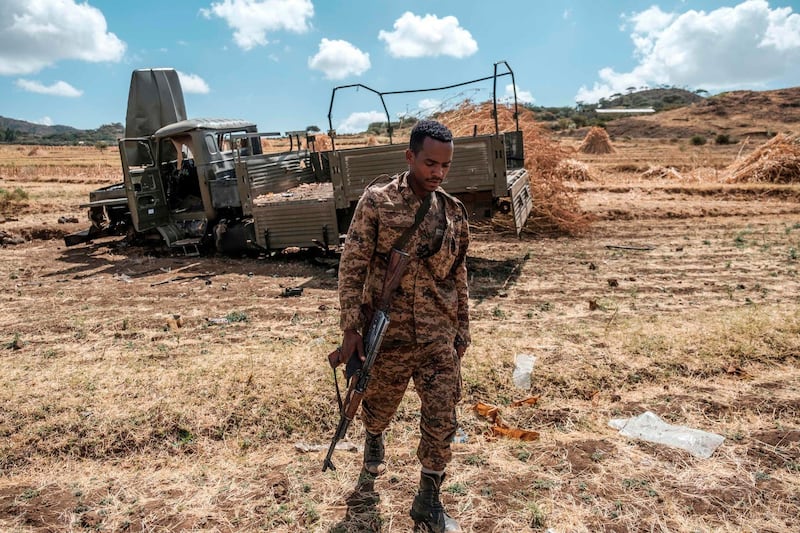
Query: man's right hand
340 329 365 366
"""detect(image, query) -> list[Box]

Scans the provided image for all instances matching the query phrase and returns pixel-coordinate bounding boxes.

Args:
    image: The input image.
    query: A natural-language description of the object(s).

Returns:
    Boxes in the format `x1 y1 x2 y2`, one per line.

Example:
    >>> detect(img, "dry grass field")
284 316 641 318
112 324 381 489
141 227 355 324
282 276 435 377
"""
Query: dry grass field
1 130 799 533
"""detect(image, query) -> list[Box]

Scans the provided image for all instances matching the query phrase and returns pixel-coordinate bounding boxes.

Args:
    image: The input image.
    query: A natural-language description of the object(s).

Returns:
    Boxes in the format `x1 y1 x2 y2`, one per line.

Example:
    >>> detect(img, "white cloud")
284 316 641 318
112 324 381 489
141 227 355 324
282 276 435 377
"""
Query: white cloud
0 0 125 75
177 71 211 94
34 116 54 126
378 12 478 58
336 111 386 134
201 0 313 50
308 39 370 80
15 79 82 97
576 0 800 103
417 98 442 116
501 83 534 104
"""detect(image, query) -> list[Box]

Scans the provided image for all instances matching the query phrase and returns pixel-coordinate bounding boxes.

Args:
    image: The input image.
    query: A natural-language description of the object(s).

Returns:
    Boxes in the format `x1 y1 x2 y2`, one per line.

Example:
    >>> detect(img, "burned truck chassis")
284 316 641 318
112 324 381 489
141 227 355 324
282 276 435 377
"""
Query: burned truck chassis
66 62 533 257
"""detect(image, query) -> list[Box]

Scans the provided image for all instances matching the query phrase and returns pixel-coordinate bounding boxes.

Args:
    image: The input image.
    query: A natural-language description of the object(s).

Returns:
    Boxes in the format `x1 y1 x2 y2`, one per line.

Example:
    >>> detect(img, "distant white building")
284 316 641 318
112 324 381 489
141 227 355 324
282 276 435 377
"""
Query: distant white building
596 108 655 115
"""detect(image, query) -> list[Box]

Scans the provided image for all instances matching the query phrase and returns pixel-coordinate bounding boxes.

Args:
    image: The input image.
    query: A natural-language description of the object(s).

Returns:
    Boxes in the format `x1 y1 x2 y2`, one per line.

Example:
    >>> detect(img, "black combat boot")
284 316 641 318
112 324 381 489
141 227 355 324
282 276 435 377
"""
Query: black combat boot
363 431 386 475
409 472 462 533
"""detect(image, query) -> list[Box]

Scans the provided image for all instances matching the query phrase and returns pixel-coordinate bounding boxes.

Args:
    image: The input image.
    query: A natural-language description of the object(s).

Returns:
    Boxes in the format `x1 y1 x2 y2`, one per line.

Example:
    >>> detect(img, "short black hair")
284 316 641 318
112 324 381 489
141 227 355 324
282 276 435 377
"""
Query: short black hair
409 120 453 154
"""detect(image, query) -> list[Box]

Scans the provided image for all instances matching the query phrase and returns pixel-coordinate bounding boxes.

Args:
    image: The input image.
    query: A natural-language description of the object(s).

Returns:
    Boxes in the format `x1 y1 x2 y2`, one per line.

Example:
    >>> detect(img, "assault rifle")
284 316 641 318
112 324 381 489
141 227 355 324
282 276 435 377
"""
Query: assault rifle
322 248 411 472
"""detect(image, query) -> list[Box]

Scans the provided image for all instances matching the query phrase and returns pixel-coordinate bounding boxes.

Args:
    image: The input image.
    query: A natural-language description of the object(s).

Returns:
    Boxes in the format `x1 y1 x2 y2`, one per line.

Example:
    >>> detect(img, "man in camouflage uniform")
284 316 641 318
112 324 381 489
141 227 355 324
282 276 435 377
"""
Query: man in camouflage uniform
337 120 470 533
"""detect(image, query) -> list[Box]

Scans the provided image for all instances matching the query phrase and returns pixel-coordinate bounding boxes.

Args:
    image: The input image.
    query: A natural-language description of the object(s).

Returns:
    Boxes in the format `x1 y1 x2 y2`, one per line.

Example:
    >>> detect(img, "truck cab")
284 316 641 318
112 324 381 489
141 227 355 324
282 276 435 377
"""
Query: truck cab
119 119 279 253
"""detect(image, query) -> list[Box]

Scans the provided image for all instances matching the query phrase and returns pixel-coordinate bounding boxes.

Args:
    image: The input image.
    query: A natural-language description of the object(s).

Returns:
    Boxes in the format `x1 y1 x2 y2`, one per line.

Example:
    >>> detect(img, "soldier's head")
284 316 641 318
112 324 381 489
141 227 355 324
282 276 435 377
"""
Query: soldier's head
408 120 453 155
405 120 454 197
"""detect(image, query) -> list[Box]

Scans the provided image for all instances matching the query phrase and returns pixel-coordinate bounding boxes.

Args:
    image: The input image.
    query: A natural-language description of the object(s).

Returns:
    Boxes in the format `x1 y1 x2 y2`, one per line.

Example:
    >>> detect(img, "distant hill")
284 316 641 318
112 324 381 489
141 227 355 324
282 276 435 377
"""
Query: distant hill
598 87 705 111
526 87 706 131
601 87 800 139
0 116 123 145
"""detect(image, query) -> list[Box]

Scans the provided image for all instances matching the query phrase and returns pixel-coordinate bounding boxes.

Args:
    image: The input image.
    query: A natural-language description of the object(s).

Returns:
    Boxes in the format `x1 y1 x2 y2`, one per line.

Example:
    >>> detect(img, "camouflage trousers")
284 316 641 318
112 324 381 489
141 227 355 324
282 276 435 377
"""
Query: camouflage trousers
361 341 462 471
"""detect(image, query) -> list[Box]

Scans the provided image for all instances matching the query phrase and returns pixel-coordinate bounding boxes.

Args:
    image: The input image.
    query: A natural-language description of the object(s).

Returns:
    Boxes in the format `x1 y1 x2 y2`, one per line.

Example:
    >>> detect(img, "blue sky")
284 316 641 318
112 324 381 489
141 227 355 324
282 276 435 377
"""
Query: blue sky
1 0 799 134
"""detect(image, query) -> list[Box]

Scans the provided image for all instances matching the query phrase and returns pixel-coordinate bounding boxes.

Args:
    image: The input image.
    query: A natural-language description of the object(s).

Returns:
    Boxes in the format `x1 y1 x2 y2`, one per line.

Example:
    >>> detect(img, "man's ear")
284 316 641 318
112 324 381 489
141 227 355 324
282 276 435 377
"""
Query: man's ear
405 148 414 166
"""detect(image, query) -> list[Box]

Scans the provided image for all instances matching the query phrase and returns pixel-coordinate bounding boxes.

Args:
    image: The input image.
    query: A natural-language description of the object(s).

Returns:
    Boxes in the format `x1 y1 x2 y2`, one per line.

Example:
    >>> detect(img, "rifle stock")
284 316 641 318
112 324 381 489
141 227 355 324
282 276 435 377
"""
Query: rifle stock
322 248 410 472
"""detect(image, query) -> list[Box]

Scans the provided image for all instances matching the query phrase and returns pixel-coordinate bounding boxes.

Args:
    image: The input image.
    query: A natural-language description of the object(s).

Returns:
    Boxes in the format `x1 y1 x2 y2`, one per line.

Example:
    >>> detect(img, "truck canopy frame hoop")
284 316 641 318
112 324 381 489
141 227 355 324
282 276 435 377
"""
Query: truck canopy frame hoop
327 60 519 150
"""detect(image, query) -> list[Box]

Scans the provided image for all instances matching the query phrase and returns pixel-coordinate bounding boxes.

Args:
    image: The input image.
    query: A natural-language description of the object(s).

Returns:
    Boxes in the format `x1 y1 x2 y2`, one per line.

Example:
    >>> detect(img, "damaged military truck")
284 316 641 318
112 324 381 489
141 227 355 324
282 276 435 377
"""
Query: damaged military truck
66 62 533 256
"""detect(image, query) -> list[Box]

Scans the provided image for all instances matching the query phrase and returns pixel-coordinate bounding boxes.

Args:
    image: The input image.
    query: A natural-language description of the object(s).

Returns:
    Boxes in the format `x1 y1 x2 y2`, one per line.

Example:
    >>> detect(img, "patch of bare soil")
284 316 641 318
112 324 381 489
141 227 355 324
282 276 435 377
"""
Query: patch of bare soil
1 138 799 532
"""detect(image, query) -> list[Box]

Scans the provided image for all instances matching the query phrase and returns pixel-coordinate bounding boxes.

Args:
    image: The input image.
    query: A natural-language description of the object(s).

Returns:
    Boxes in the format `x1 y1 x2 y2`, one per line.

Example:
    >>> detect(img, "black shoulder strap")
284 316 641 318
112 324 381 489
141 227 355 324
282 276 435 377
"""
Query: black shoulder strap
392 192 432 252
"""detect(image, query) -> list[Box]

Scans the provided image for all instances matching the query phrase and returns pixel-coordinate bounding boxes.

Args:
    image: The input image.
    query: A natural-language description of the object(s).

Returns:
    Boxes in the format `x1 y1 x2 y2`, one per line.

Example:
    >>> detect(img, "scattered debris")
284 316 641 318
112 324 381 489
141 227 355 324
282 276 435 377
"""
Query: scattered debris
512 353 536 390
150 273 214 286
473 401 540 441
165 315 185 331
0 230 25 245
605 244 655 251
281 287 304 297
114 273 133 283
510 396 541 408
149 262 210 286
3 333 23 350
57 216 79 224
451 427 469 444
609 411 724 459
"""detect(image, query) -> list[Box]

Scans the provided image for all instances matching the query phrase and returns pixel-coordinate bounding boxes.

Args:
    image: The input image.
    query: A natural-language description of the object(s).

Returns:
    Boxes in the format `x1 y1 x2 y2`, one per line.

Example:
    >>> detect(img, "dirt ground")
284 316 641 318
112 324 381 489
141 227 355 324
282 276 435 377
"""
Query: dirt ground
1 137 799 532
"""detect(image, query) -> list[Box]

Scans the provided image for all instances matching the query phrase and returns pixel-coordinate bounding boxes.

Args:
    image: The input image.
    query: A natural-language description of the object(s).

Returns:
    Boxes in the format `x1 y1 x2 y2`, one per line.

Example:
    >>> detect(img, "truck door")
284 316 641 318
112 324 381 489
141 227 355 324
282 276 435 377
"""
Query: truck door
119 138 170 231
507 168 533 236
502 131 533 235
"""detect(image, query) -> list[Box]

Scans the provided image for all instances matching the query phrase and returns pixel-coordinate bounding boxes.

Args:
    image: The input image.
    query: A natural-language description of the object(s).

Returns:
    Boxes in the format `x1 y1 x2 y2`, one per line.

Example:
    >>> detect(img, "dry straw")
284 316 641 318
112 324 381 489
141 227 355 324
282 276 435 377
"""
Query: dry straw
438 101 594 234
725 133 800 183
642 165 685 181
555 158 594 182
578 126 615 154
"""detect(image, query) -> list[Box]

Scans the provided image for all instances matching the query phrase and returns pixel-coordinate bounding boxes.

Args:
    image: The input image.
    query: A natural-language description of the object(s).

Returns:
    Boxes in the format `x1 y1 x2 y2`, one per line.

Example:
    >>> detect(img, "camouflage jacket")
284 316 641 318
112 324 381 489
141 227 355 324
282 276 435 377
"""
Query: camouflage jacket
338 171 471 346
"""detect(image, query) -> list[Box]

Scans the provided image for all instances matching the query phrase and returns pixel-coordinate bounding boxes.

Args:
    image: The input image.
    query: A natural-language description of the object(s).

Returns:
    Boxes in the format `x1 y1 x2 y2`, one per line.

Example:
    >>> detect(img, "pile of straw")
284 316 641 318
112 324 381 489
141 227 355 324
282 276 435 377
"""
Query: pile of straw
556 158 594 182
642 165 684 181
578 127 615 154
438 102 593 235
726 133 800 183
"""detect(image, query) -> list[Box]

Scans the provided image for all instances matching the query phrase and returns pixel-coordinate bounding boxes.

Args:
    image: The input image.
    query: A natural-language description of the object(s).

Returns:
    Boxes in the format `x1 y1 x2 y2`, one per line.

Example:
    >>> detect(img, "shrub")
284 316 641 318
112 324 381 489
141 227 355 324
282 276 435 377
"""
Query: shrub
715 134 733 145
690 135 707 146
0 187 29 208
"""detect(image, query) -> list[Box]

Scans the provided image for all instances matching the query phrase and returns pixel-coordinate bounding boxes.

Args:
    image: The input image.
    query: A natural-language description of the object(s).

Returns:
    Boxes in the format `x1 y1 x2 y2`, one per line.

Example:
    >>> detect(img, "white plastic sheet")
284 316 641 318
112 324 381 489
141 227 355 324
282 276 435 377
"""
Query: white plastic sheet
512 353 536 389
609 411 724 459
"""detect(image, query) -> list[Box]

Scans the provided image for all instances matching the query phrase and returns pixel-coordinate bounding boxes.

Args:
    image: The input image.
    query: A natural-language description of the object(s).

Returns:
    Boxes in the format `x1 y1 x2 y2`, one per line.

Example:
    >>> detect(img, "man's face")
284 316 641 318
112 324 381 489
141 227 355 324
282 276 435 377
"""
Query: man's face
405 137 454 196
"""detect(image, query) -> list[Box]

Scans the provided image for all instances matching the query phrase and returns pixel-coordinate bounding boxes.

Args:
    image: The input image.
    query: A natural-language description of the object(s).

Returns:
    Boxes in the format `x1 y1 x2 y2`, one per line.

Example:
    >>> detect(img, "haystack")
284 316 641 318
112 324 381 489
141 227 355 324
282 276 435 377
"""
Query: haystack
556 158 594 182
725 133 800 183
642 165 684 181
437 102 593 234
578 127 615 154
